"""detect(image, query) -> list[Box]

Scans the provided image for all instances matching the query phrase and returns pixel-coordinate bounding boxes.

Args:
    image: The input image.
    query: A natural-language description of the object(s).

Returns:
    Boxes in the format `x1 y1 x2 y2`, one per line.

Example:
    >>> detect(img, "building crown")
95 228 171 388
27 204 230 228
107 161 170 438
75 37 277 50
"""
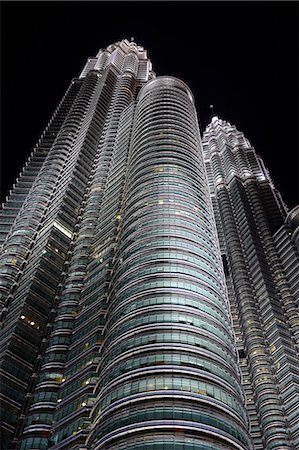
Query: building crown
79 39 155 81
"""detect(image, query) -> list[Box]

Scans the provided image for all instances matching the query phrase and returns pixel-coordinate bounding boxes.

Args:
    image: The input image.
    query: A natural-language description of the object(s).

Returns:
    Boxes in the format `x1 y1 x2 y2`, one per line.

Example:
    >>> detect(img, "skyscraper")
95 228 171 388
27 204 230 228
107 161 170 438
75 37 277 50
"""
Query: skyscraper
202 117 299 449
0 39 298 450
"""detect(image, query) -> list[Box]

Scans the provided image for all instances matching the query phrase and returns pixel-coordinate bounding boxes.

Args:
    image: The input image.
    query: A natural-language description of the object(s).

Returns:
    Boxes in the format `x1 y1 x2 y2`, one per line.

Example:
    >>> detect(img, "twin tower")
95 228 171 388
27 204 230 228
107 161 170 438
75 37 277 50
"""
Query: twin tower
1 39 298 450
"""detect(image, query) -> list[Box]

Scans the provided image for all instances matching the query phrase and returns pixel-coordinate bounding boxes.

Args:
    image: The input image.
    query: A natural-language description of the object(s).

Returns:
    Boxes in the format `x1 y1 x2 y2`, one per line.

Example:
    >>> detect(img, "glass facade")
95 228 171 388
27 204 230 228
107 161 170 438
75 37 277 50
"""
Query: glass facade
0 40 298 450
85 77 251 450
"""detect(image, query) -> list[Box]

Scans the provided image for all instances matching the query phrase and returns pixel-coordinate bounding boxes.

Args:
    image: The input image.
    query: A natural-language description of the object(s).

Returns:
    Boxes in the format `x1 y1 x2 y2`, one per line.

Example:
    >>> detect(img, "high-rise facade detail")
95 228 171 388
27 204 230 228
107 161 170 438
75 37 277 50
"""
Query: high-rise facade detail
202 117 299 449
0 39 298 450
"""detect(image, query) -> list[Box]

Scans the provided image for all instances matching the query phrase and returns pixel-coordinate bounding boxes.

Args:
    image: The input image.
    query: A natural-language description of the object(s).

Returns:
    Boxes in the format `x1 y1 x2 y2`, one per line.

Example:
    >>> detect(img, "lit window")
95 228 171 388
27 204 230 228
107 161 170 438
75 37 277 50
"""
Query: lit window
53 221 73 238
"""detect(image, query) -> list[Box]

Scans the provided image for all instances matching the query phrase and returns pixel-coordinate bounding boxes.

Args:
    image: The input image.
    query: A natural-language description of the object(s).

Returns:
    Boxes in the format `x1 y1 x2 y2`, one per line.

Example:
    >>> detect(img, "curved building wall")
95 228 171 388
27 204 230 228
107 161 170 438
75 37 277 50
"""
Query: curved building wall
87 77 251 450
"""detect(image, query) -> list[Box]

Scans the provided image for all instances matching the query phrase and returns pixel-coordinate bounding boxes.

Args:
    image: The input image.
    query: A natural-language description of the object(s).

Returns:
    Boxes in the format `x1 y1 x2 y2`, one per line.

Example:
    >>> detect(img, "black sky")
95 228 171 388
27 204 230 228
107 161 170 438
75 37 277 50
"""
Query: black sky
1 1 298 208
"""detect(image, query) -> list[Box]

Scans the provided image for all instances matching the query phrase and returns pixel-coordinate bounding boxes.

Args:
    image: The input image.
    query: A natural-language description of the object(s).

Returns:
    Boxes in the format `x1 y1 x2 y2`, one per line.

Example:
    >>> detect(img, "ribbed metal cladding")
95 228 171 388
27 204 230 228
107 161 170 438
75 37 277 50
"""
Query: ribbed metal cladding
88 77 251 450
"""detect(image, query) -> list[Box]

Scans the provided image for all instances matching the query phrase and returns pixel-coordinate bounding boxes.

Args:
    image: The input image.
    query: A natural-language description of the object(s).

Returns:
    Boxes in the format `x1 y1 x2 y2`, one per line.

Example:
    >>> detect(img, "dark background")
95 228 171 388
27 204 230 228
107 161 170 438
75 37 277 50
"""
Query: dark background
1 1 298 208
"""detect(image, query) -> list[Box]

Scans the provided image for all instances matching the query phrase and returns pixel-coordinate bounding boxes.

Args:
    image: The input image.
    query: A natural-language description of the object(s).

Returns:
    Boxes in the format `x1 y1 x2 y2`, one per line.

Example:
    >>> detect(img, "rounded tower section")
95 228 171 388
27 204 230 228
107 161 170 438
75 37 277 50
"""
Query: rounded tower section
123 52 139 76
88 77 251 450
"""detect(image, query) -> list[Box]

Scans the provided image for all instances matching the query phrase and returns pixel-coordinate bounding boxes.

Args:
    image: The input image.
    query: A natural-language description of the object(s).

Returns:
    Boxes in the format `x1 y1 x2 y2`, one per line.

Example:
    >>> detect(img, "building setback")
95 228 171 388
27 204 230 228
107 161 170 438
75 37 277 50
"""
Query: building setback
0 39 298 450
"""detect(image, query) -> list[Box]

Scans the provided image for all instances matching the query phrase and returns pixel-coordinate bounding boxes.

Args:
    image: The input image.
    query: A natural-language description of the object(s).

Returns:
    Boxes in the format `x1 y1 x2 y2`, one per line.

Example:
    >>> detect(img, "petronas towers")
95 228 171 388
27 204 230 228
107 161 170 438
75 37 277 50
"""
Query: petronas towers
1 39 298 450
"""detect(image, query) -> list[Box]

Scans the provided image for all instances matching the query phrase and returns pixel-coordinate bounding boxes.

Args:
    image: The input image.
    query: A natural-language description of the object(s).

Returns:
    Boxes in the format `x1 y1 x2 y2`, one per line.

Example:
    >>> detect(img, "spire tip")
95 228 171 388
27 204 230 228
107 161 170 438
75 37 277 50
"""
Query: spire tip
210 104 216 117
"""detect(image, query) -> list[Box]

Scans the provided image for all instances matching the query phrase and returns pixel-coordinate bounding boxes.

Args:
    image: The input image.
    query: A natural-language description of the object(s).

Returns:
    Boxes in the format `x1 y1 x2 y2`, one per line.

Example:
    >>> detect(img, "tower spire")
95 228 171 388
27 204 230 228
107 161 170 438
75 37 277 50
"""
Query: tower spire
210 104 216 117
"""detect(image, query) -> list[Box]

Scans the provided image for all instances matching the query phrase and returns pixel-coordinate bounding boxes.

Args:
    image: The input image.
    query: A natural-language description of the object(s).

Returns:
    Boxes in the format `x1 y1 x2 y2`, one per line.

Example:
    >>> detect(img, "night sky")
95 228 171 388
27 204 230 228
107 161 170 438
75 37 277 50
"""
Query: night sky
1 1 298 208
